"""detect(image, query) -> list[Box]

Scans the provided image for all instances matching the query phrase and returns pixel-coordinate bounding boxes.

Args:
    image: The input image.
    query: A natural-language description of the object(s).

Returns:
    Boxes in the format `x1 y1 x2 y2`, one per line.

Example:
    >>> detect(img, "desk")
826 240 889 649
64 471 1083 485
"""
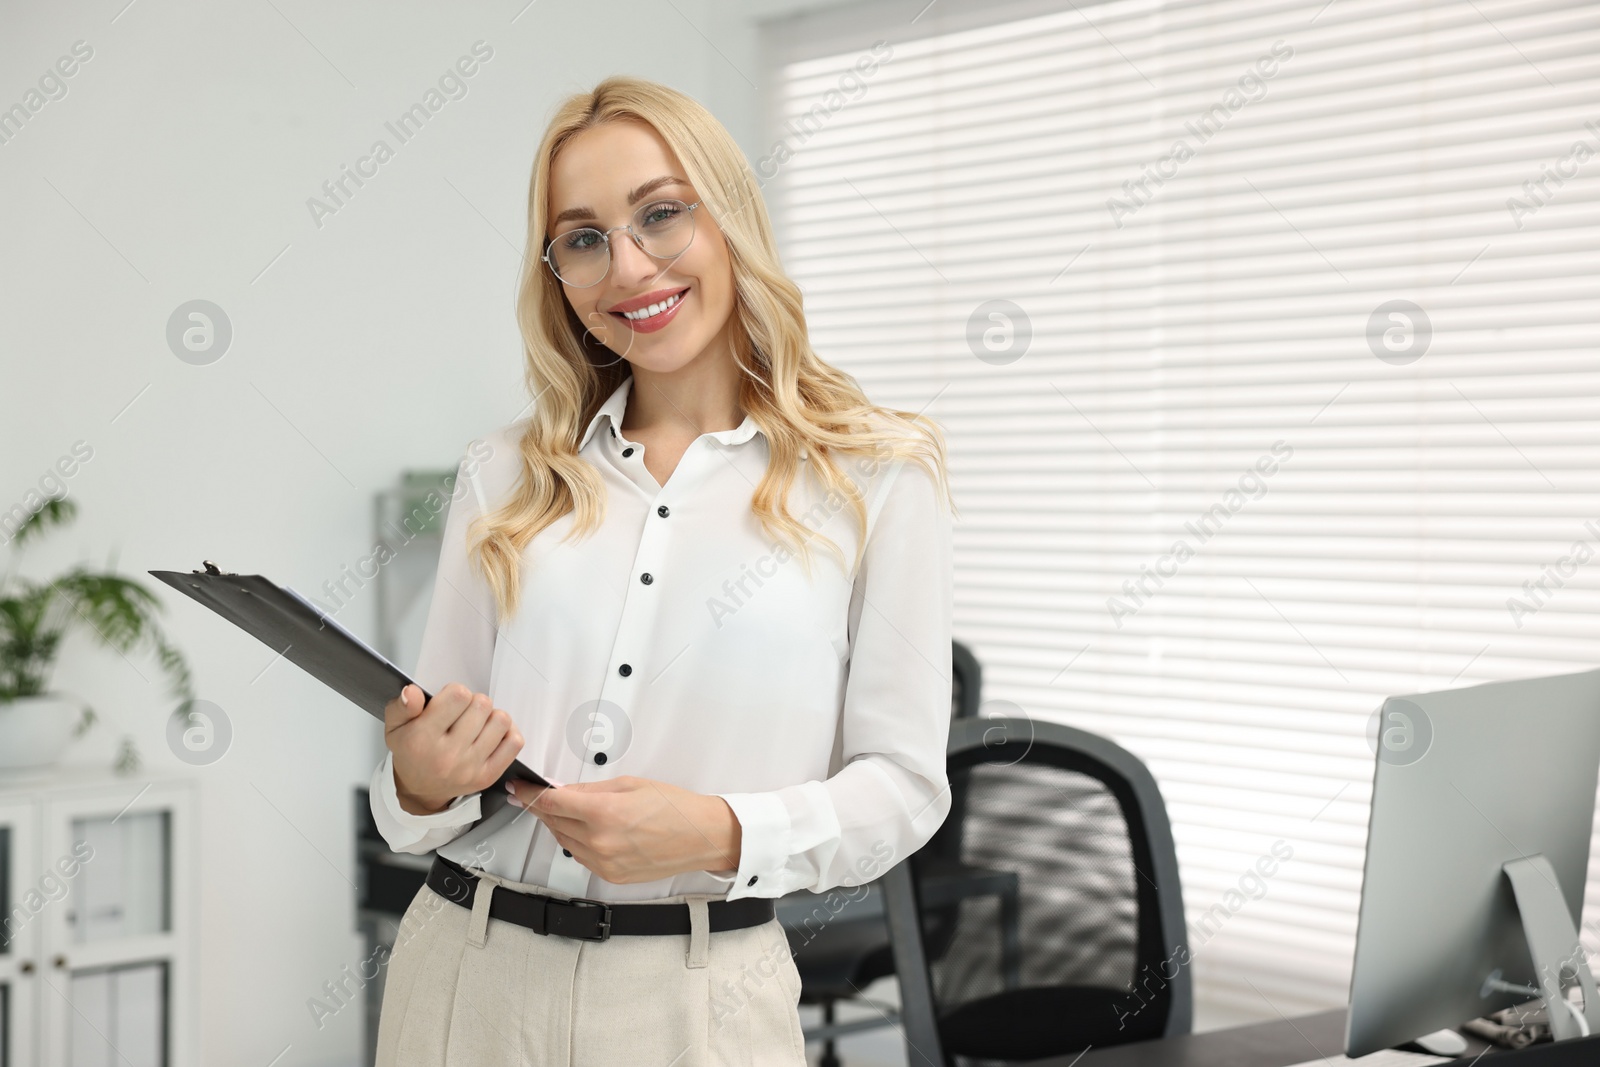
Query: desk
1065 1009 1600 1067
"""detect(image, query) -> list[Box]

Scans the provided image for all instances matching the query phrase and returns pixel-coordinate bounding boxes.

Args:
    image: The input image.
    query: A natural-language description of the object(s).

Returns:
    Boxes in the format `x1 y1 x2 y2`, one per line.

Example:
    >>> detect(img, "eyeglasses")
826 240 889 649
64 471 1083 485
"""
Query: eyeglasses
542 199 703 288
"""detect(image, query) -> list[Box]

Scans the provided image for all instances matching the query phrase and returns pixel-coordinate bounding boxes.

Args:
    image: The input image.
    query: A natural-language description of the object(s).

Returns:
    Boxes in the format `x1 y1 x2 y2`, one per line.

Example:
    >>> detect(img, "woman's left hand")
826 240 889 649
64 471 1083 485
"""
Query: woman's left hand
507 776 743 885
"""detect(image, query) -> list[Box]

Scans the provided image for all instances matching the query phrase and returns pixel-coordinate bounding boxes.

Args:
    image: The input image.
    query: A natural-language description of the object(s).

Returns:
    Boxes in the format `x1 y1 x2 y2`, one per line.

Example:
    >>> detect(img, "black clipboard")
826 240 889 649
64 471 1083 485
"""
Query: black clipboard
148 560 551 789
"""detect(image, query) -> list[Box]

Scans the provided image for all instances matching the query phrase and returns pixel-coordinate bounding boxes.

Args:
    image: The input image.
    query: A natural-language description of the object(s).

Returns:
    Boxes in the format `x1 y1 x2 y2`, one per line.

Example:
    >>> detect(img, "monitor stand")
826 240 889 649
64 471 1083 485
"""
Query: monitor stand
1480 855 1600 1042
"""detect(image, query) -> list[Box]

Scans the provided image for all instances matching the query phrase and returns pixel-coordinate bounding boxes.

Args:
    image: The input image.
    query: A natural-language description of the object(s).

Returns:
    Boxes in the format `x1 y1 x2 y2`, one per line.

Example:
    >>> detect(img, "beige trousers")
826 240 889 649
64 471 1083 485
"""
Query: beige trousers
374 865 809 1066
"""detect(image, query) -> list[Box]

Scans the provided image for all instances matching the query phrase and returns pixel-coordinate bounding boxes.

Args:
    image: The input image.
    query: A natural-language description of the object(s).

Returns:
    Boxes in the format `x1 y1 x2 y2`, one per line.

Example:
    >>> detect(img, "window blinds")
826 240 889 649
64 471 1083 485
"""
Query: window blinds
760 0 1600 1026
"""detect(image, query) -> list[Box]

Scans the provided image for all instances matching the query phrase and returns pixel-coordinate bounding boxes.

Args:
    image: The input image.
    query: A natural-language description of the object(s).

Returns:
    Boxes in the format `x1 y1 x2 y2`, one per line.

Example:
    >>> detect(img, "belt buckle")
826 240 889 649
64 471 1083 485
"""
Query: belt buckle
562 897 613 941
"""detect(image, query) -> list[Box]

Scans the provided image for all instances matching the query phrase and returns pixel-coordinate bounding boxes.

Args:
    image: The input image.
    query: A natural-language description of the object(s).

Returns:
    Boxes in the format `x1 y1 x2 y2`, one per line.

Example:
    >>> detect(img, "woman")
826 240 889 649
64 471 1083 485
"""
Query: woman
369 75 957 1066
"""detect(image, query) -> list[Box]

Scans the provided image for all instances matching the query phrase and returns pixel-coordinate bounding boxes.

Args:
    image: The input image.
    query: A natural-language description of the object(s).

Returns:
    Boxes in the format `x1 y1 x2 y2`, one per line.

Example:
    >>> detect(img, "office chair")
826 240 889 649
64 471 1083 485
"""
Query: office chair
883 717 1192 1066
783 640 983 1067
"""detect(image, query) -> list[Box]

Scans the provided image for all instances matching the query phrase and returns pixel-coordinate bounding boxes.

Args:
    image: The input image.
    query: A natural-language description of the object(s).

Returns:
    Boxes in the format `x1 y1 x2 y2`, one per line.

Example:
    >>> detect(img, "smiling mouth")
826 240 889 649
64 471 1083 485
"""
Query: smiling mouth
610 288 689 324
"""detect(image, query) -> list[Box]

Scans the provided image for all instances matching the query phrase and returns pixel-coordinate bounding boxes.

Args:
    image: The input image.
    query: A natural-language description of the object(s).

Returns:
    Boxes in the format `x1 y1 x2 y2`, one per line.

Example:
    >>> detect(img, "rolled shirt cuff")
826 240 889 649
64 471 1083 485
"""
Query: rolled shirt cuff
713 780 843 899
712 790 793 900
370 751 480 854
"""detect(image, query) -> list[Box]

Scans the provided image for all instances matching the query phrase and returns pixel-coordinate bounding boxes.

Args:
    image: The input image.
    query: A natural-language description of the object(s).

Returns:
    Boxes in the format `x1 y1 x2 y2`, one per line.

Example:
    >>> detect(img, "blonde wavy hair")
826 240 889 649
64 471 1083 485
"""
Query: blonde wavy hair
469 75 956 625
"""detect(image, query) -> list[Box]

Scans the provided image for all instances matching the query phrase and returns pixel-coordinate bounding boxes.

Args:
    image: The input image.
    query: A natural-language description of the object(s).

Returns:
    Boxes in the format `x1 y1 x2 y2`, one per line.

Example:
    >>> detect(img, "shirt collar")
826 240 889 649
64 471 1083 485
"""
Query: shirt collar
578 374 764 450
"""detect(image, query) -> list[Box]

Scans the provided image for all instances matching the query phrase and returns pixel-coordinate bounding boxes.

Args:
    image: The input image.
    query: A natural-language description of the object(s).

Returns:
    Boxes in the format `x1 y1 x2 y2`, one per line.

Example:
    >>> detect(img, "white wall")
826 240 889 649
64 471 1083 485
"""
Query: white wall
0 1 815 1062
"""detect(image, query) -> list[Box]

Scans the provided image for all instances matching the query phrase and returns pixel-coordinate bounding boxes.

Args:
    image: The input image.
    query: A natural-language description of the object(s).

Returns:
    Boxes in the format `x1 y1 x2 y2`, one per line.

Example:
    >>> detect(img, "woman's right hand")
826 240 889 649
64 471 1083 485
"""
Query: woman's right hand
383 682 524 816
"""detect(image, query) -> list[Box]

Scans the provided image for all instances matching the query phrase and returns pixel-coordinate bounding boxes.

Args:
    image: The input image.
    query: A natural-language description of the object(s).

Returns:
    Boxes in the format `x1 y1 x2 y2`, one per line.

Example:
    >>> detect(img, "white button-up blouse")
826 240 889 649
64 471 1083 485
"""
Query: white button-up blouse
368 373 954 902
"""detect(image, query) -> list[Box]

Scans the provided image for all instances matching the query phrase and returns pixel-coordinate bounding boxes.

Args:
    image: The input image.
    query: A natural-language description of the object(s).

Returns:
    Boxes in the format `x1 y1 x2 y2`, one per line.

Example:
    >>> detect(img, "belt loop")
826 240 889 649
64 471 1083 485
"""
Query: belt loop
685 896 710 969
468 871 504 949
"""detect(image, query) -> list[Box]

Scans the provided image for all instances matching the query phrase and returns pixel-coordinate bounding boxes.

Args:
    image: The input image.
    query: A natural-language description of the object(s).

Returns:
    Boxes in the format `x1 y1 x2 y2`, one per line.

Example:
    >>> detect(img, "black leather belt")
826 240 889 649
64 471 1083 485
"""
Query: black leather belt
426 854 775 942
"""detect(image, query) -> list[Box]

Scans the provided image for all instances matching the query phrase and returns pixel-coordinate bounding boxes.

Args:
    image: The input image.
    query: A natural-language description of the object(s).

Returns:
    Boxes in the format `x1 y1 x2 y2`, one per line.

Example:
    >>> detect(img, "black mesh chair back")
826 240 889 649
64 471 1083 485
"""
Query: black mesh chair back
951 640 981 722
884 717 1191 1066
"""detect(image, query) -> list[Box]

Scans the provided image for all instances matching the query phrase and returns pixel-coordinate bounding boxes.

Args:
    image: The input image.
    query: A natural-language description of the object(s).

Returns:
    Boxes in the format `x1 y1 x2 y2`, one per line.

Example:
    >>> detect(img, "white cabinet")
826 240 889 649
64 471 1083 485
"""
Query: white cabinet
0 770 195 1067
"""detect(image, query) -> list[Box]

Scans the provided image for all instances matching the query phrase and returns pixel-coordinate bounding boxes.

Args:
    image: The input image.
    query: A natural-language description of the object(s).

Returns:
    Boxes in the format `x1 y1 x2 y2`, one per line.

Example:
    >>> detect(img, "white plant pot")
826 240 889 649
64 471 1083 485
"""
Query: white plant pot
0 694 81 771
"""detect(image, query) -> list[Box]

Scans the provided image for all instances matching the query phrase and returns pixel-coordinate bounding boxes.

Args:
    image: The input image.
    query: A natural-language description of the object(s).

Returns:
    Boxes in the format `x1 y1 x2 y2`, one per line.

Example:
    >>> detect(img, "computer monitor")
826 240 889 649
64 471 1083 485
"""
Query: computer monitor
1346 667 1600 1057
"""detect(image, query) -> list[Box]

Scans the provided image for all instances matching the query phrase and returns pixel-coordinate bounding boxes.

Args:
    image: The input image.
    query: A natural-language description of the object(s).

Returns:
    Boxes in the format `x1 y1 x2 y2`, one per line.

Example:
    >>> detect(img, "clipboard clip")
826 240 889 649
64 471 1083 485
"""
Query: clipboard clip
199 560 236 576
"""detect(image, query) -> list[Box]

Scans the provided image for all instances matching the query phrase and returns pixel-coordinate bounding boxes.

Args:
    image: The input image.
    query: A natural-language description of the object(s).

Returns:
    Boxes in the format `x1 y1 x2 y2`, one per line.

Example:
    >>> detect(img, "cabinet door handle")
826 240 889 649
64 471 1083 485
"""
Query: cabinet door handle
53 954 68 969
18 960 35 974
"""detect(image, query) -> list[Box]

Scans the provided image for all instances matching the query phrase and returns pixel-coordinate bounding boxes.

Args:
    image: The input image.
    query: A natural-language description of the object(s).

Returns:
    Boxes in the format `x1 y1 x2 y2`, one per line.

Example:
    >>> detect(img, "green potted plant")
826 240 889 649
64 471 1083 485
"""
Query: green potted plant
0 497 194 773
